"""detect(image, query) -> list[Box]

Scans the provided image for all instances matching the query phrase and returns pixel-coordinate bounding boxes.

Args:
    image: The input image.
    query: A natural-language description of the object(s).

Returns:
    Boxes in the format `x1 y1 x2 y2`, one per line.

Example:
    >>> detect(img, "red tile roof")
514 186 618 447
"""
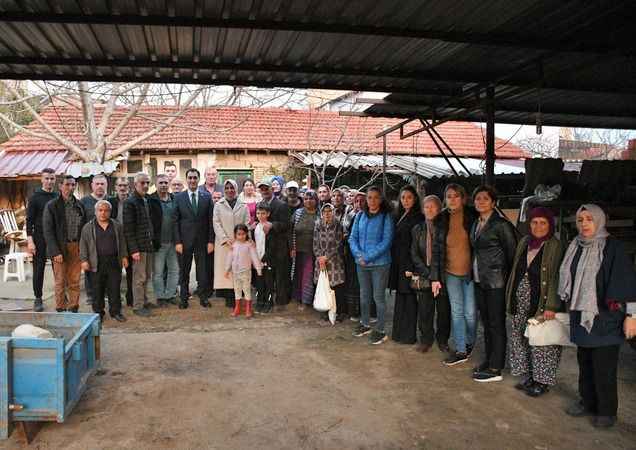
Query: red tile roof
0 105 525 159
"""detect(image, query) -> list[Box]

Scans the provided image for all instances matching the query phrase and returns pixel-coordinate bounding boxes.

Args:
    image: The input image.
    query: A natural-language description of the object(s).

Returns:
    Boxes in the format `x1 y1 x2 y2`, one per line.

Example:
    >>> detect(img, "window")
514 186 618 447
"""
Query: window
219 170 254 192
179 159 192 179
127 160 142 174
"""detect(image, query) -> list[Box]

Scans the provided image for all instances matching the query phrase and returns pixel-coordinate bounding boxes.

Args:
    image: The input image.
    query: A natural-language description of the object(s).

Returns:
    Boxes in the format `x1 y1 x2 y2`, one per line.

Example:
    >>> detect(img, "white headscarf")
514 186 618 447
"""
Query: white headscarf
558 204 609 332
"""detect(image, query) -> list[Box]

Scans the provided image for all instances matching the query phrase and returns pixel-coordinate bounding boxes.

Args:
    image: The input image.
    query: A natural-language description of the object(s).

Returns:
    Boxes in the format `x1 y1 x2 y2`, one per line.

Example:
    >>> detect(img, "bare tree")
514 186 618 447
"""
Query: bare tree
517 134 559 158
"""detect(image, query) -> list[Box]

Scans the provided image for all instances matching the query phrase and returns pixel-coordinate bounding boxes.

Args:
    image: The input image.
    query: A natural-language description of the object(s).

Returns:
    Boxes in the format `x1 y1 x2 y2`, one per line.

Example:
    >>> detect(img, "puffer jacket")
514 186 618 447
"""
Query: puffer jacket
348 210 394 267
469 212 518 289
410 221 435 281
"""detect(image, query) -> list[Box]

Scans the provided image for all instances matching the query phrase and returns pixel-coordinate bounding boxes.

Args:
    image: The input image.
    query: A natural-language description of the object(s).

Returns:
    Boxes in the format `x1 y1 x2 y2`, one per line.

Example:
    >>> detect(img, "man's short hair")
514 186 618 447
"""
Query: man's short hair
61 175 75 183
156 173 169 181
94 199 112 211
165 162 177 168
134 172 149 182
92 174 107 182
186 168 201 178
115 177 129 185
42 168 55 175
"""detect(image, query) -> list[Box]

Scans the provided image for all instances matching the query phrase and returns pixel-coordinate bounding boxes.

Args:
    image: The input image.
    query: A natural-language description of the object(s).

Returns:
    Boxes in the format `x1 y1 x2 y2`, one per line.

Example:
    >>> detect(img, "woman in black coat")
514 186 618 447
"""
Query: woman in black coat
390 185 424 344
560 204 636 428
410 195 451 353
470 185 517 383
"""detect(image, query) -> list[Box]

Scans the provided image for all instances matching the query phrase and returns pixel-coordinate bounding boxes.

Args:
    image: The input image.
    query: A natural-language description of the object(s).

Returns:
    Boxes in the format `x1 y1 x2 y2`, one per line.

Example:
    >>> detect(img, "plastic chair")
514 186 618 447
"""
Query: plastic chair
3 252 26 282
0 209 26 254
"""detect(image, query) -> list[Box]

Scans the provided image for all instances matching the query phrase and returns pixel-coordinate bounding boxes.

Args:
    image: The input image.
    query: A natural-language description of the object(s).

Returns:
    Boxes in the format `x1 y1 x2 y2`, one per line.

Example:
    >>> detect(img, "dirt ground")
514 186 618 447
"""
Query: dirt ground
2 296 636 450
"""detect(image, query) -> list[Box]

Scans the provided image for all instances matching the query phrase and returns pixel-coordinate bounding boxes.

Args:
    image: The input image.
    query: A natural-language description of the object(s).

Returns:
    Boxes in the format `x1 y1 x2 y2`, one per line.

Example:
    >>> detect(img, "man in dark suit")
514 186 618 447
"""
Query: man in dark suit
174 168 215 309
257 179 291 308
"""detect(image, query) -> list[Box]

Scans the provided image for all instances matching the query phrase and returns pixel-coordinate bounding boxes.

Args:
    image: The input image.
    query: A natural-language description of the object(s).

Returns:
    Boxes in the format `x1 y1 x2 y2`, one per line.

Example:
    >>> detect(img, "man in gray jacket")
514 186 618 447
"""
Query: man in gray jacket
80 200 128 322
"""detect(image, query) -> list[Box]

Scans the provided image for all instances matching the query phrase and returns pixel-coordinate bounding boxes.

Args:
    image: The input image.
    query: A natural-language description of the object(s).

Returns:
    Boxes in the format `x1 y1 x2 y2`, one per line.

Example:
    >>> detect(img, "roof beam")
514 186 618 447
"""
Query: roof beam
0 12 634 56
0 55 634 96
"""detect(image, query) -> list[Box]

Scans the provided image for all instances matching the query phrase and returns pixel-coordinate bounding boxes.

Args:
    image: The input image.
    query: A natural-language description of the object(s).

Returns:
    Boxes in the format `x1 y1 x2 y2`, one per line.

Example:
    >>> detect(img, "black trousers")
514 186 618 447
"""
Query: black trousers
32 236 48 299
180 244 209 302
333 284 347 316
124 265 133 306
92 258 122 317
206 252 215 297
475 284 507 370
392 292 419 344
85 270 95 304
577 345 620 417
417 288 451 346
272 256 290 306
255 266 275 308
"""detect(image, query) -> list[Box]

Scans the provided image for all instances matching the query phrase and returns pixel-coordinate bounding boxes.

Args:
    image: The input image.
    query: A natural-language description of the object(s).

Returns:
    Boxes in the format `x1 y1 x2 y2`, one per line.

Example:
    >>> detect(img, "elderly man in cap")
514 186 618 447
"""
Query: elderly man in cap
257 179 291 308
285 180 303 217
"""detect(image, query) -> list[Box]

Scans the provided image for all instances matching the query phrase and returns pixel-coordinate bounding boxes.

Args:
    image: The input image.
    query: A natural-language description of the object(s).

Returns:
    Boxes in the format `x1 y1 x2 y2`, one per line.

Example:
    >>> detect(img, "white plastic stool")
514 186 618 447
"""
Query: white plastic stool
3 252 26 282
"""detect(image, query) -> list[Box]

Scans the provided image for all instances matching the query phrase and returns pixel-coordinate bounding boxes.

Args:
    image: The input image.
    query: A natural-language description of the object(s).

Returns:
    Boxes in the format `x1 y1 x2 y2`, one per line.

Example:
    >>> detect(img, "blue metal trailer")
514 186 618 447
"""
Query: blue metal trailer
0 312 100 441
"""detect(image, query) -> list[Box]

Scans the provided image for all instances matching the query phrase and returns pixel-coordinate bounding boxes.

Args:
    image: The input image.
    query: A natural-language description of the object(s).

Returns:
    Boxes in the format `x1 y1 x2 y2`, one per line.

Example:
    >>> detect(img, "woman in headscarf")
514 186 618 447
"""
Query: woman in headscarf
271 176 285 200
290 190 319 309
313 203 346 320
506 207 564 397
390 185 424 344
213 179 250 307
560 204 636 428
238 178 261 227
411 195 450 353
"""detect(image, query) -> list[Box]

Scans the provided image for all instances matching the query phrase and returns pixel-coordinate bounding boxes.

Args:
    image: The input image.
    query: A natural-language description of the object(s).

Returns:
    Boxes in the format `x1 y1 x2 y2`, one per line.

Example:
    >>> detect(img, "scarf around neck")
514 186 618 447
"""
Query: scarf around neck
558 204 609 333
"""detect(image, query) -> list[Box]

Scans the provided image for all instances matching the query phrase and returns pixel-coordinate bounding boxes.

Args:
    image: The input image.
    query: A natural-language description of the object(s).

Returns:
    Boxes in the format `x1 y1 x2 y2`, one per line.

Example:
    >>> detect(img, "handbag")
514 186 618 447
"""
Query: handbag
409 274 430 292
313 269 337 324
524 313 573 347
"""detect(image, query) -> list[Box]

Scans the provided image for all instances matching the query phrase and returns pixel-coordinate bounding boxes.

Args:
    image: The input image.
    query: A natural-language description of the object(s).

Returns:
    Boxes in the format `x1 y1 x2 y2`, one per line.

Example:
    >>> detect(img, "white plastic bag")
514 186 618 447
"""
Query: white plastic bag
12 324 54 339
524 313 573 347
313 269 337 324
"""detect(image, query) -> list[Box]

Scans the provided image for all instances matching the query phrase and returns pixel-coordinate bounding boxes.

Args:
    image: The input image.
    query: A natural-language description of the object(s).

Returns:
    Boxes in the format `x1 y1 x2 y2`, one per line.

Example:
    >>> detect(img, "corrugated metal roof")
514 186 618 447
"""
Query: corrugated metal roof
0 150 70 178
293 152 524 178
0 1 634 128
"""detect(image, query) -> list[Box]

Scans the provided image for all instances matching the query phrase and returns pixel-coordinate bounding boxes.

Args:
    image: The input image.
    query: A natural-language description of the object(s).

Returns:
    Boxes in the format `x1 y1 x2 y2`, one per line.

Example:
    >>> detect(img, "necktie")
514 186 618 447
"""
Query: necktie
191 192 198 214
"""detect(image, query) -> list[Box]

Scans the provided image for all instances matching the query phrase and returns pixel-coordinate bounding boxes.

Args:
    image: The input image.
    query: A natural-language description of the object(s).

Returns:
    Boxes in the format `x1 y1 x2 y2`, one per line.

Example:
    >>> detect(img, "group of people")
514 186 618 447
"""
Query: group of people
24 166 636 428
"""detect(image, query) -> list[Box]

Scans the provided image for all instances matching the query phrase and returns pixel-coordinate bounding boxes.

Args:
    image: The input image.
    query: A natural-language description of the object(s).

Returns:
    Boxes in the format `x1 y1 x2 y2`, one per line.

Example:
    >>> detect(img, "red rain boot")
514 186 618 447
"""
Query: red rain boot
231 299 241 317
245 300 253 318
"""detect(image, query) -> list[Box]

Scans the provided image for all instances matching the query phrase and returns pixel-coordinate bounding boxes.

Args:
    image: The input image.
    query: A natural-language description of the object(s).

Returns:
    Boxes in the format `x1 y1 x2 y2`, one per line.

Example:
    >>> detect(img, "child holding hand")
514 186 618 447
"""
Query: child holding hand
225 224 262 317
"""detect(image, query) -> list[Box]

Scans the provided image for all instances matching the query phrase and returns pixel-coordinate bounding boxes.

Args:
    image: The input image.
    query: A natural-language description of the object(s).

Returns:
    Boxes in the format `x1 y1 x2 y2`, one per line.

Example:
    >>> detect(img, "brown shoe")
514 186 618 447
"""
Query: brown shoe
416 343 432 353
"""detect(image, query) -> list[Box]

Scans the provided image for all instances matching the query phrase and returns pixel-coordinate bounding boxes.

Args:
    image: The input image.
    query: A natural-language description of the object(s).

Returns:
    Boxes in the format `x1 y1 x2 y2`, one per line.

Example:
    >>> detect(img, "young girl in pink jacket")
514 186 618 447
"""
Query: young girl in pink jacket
225 224 262 317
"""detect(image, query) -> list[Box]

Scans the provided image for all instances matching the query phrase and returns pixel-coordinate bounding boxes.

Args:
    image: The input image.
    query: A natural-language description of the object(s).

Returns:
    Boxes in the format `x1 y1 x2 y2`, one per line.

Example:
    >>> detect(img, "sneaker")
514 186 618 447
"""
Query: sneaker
473 361 489 375
33 298 44 312
349 316 360 322
370 317 378 324
368 330 388 345
353 324 372 337
145 302 159 309
133 307 151 317
443 352 468 366
111 313 127 322
473 369 503 383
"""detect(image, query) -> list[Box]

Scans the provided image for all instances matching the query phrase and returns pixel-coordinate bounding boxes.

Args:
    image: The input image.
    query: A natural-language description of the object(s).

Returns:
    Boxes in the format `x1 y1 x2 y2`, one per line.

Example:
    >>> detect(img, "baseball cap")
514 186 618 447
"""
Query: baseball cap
257 179 272 188
285 181 299 190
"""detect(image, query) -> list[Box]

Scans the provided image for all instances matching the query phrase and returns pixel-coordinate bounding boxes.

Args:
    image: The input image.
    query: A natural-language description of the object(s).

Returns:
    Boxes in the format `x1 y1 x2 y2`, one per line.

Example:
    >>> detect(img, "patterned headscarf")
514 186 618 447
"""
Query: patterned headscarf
527 207 555 250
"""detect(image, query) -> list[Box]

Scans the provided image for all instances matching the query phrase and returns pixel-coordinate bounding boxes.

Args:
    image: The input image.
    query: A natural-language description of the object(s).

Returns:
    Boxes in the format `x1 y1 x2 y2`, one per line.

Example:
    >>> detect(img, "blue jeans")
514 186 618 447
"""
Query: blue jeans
357 264 390 332
153 243 179 299
445 273 477 353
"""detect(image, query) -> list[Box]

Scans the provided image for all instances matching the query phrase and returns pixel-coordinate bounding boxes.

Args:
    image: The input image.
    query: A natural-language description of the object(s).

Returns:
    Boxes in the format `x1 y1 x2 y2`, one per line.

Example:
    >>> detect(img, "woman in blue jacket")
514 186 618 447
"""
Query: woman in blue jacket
349 186 395 345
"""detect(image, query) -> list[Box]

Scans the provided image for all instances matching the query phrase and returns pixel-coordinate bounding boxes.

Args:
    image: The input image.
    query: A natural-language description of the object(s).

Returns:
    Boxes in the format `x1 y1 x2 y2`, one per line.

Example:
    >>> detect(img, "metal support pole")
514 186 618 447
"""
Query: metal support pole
485 85 496 186
382 134 388 195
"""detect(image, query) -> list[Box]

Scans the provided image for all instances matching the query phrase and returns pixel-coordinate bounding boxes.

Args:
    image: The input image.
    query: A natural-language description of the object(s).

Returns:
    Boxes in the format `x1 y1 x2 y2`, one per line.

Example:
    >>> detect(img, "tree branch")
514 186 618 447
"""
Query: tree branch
0 80 88 162
107 87 202 159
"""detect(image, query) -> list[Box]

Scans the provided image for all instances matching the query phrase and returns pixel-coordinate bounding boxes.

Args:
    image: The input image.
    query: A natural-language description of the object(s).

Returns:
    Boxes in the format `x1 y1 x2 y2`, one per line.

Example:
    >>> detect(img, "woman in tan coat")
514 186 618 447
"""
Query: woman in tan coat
213 179 250 307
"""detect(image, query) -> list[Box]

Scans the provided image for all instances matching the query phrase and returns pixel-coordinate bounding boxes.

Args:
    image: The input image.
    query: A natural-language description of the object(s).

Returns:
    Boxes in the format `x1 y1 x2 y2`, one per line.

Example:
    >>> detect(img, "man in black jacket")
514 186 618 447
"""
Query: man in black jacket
26 168 57 312
257 179 290 307
108 176 134 306
123 172 162 317
174 168 215 309
43 175 86 312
